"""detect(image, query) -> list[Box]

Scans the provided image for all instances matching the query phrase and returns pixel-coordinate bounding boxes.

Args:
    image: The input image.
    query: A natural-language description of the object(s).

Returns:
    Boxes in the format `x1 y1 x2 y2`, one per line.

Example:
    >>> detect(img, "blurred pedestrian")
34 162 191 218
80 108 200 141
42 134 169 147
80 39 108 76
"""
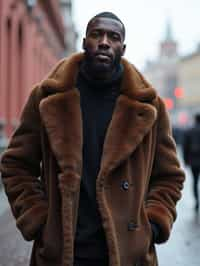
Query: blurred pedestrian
172 126 184 146
0 12 185 266
183 113 200 211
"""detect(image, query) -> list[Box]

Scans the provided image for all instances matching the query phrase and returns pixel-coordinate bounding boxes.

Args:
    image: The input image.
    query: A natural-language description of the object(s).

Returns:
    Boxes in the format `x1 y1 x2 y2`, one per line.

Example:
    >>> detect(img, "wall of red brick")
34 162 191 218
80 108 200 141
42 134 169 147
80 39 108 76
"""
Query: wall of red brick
0 0 66 137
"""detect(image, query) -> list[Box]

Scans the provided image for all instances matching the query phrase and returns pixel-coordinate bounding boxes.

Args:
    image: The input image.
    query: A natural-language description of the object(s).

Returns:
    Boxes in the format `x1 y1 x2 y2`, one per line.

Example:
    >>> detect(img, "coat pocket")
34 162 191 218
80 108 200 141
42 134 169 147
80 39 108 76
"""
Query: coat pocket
135 243 158 266
134 207 155 266
136 214 157 266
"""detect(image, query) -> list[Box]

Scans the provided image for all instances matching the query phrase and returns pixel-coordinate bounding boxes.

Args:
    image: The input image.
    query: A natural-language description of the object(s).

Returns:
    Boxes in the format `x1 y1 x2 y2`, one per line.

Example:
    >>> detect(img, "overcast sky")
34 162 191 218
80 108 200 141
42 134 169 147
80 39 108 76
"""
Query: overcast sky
73 0 200 70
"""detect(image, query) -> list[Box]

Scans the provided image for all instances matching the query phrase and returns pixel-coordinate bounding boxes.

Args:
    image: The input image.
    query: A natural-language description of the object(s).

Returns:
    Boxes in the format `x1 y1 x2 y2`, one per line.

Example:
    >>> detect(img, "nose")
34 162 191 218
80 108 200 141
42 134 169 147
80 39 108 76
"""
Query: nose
98 34 110 49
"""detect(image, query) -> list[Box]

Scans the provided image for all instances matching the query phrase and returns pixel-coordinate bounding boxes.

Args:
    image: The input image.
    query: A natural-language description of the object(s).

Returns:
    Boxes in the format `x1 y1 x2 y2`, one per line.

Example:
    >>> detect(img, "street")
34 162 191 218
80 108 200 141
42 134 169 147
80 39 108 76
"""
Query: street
156 149 200 266
0 148 200 266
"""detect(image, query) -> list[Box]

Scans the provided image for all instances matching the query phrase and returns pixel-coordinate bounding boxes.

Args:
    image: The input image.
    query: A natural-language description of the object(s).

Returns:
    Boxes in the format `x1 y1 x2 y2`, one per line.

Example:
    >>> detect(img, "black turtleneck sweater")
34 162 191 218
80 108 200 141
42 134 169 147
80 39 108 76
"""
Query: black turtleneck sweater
74 64 123 259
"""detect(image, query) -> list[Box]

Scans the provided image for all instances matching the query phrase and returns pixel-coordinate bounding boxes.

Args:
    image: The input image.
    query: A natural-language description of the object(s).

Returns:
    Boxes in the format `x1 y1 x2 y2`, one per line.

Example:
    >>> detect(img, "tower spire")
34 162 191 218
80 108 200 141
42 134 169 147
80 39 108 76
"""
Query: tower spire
160 18 178 58
165 19 173 42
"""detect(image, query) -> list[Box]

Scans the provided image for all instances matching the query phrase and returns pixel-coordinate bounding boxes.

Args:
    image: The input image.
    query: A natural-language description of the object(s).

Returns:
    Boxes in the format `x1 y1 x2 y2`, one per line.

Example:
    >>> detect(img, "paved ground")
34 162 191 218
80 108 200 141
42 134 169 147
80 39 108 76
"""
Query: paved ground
0 147 200 265
0 204 32 266
156 148 200 266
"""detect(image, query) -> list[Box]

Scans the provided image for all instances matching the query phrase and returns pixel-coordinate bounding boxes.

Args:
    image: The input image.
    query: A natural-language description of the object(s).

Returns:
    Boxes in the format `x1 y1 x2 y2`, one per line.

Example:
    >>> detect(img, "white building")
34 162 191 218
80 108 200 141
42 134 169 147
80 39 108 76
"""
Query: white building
60 0 78 55
143 21 179 112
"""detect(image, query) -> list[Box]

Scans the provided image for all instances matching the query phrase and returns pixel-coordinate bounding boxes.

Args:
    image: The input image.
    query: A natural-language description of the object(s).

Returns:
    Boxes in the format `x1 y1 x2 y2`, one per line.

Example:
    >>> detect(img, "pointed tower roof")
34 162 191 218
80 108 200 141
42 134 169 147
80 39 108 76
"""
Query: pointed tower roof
160 18 178 58
165 19 174 42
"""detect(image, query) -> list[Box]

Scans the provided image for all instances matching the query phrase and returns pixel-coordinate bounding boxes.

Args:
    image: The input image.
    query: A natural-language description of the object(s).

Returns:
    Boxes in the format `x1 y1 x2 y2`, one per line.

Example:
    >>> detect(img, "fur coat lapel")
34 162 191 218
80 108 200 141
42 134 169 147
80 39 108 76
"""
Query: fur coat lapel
39 53 157 177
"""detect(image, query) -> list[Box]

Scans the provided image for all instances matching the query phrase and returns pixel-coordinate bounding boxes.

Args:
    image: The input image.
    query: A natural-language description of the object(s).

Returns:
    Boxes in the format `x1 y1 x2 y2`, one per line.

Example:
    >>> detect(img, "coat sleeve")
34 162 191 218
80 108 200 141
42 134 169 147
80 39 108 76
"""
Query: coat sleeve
146 97 185 244
0 86 48 241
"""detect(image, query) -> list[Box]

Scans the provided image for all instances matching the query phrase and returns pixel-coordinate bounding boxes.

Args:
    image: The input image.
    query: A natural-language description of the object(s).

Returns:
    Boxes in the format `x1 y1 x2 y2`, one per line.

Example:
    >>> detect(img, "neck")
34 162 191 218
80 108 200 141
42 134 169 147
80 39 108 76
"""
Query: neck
80 61 123 85
86 65 115 80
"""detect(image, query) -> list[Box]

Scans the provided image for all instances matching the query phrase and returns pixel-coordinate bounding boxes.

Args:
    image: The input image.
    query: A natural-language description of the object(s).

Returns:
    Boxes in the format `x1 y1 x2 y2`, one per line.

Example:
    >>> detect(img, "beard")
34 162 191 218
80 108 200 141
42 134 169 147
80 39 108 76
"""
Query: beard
84 47 122 75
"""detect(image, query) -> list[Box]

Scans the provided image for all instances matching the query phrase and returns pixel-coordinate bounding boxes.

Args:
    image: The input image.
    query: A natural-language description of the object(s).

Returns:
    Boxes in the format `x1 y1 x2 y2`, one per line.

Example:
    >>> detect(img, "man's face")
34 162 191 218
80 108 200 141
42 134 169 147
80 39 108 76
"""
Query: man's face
83 17 126 73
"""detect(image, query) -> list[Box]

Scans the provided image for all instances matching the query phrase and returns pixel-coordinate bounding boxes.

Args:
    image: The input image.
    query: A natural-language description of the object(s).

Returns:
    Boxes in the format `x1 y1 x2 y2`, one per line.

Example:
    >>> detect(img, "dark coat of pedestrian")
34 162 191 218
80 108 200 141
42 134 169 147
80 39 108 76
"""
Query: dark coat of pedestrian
183 113 200 211
0 12 185 266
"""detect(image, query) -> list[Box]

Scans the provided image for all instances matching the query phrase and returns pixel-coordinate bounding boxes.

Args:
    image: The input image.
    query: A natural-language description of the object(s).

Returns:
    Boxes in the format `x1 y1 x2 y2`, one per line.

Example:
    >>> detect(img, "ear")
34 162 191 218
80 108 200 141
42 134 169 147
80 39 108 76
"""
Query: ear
82 38 86 50
122 44 126 56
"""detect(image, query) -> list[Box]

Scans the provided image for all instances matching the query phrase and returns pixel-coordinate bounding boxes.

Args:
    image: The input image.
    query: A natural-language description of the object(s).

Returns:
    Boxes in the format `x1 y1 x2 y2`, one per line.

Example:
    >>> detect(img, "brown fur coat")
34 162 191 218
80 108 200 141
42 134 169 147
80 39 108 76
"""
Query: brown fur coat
1 53 185 266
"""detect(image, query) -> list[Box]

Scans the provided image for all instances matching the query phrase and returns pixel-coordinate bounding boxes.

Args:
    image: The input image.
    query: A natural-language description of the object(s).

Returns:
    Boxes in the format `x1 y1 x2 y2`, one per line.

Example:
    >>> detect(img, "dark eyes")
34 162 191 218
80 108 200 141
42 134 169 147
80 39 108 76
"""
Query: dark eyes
90 31 100 38
89 31 121 41
110 33 121 41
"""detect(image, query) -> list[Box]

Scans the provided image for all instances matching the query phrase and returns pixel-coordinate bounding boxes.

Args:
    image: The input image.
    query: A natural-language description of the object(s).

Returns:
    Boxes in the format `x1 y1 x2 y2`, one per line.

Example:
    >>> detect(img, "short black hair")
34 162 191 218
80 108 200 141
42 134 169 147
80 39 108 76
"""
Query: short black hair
86 12 125 40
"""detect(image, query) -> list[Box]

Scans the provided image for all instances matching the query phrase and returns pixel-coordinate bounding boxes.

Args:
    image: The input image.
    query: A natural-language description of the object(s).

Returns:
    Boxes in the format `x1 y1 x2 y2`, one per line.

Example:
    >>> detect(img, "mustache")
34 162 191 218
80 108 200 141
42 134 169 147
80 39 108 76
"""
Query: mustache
94 51 113 59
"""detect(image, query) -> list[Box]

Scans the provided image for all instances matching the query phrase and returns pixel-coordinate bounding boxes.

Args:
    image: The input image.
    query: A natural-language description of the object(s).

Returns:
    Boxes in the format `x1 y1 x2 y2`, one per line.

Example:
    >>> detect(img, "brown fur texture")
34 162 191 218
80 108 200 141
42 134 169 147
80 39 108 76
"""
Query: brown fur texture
1 53 185 266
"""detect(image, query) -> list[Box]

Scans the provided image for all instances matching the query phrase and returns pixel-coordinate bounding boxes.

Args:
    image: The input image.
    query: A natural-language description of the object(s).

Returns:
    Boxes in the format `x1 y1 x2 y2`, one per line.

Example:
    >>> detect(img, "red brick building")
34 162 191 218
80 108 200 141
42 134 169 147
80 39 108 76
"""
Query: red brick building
0 0 66 138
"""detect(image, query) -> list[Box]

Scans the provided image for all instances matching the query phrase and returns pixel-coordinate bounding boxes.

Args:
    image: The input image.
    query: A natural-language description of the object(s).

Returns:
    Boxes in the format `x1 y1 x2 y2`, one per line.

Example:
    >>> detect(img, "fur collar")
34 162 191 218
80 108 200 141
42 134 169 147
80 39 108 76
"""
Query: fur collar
39 53 158 177
40 52 157 101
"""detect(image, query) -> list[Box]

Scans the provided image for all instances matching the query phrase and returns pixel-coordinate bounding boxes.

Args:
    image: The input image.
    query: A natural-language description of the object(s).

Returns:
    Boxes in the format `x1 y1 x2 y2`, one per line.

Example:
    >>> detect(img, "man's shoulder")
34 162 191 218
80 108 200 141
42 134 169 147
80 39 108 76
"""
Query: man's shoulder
43 52 84 81
27 56 72 98
36 53 84 94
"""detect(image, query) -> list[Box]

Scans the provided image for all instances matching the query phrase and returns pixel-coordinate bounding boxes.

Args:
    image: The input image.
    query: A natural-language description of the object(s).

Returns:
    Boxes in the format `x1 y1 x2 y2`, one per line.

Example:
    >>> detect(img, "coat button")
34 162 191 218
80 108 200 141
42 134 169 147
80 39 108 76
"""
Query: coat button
121 180 129 190
128 221 138 231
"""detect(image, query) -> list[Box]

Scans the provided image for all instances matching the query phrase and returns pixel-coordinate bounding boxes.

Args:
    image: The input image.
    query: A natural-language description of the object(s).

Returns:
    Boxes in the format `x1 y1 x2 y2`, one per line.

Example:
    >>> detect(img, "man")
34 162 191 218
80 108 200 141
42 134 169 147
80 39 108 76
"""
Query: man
183 113 200 212
1 12 185 266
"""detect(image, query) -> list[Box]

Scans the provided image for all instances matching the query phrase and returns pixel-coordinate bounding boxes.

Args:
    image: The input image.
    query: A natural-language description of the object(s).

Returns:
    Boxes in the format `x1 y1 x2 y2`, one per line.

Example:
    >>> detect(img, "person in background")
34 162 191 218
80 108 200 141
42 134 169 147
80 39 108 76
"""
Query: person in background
183 113 200 212
1 12 185 266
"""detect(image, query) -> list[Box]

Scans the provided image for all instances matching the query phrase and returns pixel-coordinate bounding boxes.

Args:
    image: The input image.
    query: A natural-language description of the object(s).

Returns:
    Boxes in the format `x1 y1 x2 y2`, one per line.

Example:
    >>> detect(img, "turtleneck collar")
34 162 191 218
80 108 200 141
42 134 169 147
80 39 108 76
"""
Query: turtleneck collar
78 61 124 90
